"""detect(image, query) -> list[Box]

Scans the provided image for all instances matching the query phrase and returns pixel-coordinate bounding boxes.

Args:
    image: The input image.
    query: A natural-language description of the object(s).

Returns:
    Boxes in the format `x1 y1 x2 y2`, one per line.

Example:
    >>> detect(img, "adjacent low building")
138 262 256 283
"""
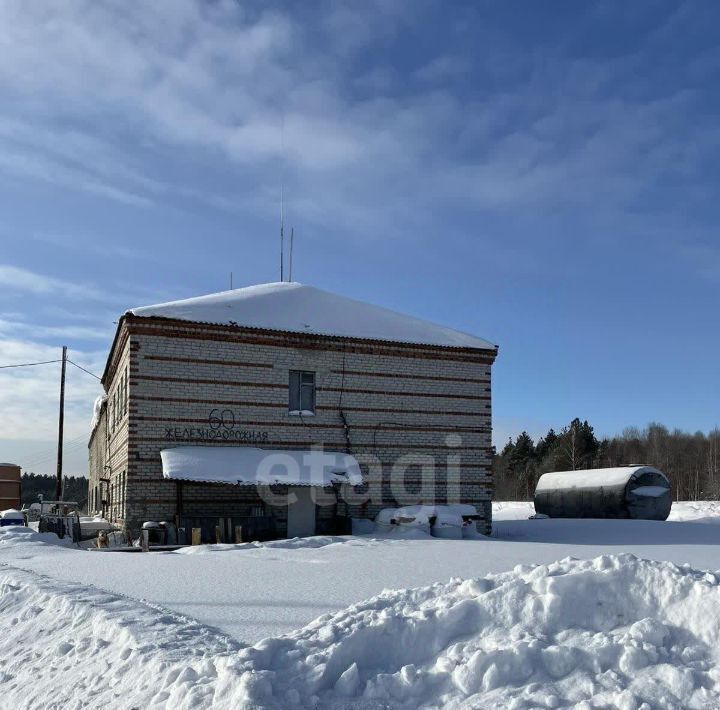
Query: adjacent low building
88 282 497 539
0 463 21 511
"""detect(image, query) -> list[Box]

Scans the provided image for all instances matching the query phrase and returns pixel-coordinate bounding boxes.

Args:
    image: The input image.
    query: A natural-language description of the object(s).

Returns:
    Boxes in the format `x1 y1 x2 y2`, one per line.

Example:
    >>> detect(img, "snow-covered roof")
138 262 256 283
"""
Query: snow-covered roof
160 446 363 487
90 394 108 433
536 466 668 492
128 282 496 351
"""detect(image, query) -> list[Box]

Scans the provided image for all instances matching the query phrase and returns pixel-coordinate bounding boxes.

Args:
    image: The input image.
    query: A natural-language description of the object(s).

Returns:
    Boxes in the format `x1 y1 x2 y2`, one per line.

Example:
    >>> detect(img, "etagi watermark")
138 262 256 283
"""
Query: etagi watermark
252 434 468 508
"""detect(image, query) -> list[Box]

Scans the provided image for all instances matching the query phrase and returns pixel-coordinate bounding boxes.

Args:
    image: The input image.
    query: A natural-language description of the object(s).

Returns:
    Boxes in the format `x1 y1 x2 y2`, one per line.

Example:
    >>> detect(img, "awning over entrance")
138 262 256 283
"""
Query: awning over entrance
160 446 363 487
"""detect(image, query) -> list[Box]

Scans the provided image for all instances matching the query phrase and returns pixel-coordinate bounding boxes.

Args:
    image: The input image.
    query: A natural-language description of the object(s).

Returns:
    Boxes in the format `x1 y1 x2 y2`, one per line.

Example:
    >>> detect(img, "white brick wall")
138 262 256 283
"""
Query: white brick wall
89 317 497 536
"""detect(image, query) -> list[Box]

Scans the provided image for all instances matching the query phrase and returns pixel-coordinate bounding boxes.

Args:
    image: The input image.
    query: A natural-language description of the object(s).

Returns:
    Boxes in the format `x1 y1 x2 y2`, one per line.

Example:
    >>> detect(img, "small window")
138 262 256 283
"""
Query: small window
289 370 315 414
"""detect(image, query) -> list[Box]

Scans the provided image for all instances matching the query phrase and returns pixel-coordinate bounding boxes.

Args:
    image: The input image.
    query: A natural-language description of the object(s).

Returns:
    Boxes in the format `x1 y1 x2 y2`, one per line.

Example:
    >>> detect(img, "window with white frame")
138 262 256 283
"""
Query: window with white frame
289 370 315 414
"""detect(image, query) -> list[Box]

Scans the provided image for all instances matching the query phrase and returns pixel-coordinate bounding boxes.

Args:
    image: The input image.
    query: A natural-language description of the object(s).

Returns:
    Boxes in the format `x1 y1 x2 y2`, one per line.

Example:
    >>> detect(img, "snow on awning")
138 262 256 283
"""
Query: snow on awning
160 446 363 487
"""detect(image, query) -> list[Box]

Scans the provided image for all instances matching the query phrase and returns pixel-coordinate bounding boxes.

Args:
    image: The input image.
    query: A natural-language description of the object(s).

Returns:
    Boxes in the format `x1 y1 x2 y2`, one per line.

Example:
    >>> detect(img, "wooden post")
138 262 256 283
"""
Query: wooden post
141 529 149 552
191 527 201 546
55 346 67 501
175 481 183 519
234 525 243 544
215 525 222 544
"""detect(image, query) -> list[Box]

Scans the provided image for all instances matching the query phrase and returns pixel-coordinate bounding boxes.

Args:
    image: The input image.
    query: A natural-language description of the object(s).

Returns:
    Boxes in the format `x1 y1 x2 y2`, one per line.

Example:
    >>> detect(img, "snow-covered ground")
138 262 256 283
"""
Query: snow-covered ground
493 499 720 523
3 502 720 708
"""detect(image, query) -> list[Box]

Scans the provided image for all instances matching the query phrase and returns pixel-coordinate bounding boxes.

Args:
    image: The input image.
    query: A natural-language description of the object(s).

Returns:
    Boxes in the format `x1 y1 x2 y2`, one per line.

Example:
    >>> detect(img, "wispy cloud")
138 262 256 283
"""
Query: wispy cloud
0 0 715 243
0 318 113 342
31 231 154 261
414 55 469 83
0 337 104 442
0 265 106 300
1 0 718 453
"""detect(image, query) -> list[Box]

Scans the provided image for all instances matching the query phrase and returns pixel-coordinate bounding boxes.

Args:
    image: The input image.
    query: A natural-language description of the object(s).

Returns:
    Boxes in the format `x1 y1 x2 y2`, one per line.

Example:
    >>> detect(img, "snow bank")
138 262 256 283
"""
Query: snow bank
493 501 536 520
670 501 720 522
0 525 73 549
4 554 720 708
174 535 354 555
0 566 242 709
493 500 720 523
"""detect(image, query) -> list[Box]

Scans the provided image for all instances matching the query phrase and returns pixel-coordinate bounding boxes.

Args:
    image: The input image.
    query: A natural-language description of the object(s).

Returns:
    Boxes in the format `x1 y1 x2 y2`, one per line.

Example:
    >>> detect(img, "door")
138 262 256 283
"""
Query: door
287 487 316 538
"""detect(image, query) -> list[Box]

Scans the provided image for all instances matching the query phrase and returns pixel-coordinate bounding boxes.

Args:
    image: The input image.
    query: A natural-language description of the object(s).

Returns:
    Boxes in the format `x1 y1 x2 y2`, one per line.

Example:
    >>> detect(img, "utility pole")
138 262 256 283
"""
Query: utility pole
55 346 67 501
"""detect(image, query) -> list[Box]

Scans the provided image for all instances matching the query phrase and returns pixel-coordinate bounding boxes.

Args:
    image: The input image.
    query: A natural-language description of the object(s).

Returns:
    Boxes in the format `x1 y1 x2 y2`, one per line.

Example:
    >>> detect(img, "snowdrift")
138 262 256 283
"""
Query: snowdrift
3 554 720 708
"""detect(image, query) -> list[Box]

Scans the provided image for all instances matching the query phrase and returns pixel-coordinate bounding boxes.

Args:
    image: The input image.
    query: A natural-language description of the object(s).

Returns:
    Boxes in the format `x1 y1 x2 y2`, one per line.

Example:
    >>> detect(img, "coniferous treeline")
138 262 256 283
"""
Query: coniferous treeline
20 473 88 510
494 420 720 502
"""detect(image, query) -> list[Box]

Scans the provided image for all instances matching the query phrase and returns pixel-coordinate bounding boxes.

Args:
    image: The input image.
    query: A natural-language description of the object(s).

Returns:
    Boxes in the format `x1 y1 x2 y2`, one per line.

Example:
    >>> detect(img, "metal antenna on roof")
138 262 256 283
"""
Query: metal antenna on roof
280 193 284 282
289 227 294 282
280 113 285 282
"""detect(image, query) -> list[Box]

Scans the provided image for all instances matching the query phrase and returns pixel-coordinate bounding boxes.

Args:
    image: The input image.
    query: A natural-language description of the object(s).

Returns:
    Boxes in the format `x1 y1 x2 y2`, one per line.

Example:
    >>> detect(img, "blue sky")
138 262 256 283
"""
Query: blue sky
1 0 718 476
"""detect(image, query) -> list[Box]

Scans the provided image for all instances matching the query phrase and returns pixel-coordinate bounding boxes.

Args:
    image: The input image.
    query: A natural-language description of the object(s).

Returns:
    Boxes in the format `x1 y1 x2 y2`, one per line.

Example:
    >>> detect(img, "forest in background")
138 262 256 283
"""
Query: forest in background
494 419 720 501
20 473 88 510
17 421 720 511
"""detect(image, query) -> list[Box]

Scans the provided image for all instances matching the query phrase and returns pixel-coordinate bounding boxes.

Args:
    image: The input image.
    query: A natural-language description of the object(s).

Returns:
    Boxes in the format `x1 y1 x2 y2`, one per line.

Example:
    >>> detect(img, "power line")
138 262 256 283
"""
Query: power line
21 431 89 458
0 359 62 370
20 431 88 460
23 440 90 471
67 359 101 381
0 357 101 380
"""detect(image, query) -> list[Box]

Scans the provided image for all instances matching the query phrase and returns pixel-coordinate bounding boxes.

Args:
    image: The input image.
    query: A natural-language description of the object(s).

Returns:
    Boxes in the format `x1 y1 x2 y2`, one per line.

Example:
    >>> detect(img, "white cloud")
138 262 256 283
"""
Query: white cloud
0 337 104 445
0 318 113 342
0 0 716 462
0 265 106 300
0 0 712 245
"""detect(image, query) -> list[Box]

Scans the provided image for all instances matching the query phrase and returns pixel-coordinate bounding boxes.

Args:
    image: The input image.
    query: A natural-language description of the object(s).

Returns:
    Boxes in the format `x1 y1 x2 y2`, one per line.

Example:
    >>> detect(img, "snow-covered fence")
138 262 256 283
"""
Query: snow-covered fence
178 514 276 544
39 514 81 542
534 466 672 520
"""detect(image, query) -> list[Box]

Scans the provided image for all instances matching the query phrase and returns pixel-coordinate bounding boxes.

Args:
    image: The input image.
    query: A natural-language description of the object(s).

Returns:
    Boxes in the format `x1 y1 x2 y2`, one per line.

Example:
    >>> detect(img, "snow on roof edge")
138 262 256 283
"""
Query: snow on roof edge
126 312 499 352
126 282 497 352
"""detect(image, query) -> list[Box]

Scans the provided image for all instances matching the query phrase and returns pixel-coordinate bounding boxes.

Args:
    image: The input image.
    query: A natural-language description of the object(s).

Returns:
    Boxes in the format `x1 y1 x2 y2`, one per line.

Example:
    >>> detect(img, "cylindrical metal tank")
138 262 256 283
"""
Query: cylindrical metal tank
534 466 672 520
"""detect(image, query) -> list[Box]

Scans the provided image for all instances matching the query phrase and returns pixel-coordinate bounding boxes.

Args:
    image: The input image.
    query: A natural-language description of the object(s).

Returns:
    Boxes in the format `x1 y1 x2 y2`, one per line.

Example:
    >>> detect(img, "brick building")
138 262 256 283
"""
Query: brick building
0 463 21 510
88 282 498 539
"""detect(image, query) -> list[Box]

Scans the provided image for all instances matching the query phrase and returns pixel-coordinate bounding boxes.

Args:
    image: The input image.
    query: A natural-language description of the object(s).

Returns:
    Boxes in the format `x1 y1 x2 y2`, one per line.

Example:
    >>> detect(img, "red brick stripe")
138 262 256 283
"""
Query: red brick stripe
131 416 487 433
330 369 490 384
321 386 490 401
126 320 497 365
131 395 487 416
143 355 273 369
